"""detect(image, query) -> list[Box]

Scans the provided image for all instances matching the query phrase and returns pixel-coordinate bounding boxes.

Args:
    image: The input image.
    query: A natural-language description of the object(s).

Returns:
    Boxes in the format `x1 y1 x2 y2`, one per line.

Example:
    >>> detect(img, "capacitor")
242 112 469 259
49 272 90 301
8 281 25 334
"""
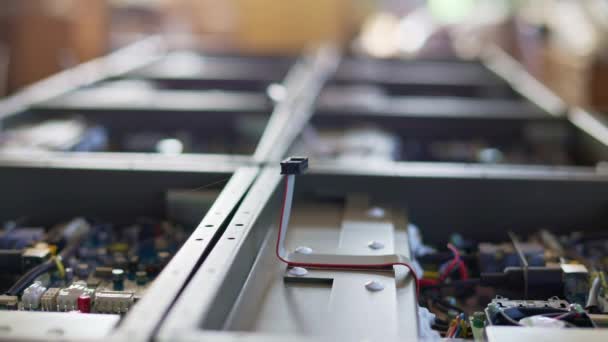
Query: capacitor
112 268 125 291
135 271 147 286
77 294 91 313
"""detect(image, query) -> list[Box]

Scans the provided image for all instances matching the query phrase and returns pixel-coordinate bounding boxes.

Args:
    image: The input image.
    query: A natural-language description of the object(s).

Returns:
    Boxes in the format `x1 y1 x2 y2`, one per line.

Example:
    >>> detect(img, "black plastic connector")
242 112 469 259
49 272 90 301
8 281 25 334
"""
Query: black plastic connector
280 157 308 175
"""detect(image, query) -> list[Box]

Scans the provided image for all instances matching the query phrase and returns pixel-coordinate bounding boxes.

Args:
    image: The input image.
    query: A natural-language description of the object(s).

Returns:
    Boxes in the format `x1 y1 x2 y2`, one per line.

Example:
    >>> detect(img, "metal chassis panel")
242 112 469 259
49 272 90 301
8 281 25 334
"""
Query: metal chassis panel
158 158 608 340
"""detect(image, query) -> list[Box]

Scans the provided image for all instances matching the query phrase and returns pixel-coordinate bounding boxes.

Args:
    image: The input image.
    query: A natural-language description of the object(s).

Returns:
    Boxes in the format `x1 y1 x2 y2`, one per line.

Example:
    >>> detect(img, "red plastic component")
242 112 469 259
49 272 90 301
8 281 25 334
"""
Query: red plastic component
77 294 91 313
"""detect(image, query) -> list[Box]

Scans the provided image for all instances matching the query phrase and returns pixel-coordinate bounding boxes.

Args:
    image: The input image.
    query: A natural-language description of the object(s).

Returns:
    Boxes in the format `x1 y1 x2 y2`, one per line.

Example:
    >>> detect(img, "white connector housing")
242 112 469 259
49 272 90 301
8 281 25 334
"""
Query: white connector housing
22 282 46 310
56 282 93 312
93 291 134 314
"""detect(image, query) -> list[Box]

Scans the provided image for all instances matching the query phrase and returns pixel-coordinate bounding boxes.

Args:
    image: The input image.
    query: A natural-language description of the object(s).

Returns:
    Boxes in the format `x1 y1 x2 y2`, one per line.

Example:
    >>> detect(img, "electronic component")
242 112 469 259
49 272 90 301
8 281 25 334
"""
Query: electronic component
485 296 596 328
77 294 92 313
40 288 60 311
0 295 18 310
21 282 47 310
470 312 486 341
93 291 135 314
112 269 125 291
487 296 570 311
562 264 590 305
21 245 51 271
56 282 94 312
478 241 544 273
280 156 309 174
0 215 186 323
481 266 564 299
95 266 113 279
135 271 147 286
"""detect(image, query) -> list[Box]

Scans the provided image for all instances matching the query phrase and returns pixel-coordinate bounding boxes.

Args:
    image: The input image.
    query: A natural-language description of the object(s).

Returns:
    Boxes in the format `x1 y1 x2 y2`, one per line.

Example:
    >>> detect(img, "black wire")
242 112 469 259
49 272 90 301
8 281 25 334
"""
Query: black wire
6 260 54 296
6 227 88 296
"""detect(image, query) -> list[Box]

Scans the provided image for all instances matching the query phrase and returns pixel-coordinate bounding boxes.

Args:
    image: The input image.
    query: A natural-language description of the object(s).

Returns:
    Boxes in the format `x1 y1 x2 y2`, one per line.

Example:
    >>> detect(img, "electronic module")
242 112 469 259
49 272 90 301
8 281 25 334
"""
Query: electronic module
0 216 186 316
414 228 608 339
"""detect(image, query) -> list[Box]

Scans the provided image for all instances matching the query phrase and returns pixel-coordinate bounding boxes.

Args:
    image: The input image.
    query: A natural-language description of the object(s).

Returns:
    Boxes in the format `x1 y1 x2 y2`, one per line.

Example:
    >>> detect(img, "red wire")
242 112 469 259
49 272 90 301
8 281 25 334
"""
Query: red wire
448 243 469 280
438 243 469 283
275 176 420 298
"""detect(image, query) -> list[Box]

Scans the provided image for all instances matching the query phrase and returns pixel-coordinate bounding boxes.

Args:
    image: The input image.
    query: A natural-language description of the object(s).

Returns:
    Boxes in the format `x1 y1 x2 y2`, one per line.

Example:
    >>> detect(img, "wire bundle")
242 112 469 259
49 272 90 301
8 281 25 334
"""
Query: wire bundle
421 243 469 288
446 313 468 338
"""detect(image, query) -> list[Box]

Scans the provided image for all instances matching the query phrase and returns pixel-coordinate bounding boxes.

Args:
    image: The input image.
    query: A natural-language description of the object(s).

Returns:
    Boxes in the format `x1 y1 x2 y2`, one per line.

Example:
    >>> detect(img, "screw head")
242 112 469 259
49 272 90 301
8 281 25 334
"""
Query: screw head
367 207 385 218
368 240 385 250
294 246 313 254
288 267 308 277
365 280 384 292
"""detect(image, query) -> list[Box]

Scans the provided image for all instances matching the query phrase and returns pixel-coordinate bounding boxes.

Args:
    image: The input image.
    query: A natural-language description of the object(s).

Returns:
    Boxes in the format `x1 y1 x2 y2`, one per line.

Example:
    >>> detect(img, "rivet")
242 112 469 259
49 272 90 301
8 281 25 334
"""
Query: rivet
365 280 384 292
368 240 385 250
294 246 313 254
367 207 385 218
288 267 308 277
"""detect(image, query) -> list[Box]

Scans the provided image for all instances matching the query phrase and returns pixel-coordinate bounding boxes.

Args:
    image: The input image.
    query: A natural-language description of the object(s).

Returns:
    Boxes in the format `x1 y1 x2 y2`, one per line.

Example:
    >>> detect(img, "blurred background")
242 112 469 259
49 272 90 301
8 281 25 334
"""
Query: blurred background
0 0 607 112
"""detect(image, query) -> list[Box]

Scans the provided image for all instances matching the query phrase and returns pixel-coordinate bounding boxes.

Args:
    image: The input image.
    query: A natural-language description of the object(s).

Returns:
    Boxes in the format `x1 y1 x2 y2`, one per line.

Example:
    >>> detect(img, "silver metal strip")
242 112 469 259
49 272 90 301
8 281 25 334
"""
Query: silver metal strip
113 166 259 341
0 37 167 123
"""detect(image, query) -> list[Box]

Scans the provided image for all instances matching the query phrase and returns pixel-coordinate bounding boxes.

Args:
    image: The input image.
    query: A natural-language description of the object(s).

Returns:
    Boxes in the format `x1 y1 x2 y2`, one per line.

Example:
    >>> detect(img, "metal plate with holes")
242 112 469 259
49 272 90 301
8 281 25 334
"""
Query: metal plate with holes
159 167 418 341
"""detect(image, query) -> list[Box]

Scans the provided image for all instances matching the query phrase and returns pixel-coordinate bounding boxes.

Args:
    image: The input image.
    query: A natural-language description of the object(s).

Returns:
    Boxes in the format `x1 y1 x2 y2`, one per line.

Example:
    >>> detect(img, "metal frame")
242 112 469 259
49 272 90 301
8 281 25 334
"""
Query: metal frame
0 40 334 341
0 41 331 164
123 52 295 91
159 161 608 341
332 56 519 98
0 153 259 341
281 45 608 168
2 35 608 341
0 37 167 123
480 44 566 117
253 45 339 163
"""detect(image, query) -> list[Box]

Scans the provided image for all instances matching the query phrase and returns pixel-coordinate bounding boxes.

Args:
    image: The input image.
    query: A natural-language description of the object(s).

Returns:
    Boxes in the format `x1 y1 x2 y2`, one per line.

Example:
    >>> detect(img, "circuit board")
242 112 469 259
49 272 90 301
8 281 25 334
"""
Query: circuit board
414 227 608 339
0 217 187 315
